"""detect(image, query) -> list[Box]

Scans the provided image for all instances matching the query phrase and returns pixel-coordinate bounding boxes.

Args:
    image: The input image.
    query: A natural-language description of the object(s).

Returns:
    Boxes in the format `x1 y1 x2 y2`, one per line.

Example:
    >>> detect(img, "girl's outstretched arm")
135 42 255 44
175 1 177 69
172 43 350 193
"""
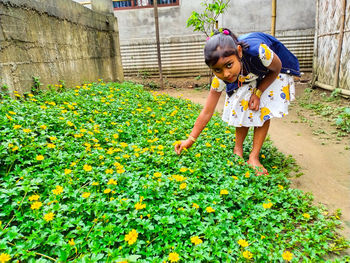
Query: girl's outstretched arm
174 88 222 155
249 54 282 111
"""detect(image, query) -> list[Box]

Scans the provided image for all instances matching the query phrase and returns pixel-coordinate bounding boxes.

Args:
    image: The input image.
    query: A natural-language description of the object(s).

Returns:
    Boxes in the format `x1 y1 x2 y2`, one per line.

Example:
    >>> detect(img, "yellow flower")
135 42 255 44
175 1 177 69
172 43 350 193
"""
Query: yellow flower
153 172 162 178
206 206 215 213
104 188 112 194
83 164 92 172
12 146 19 151
168 252 180 262
124 229 138 245
220 189 229 195
135 202 146 210
92 182 99 186
107 179 117 185
262 202 273 209
68 239 75 246
261 154 265 158
47 143 56 149
40 125 47 130
52 185 63 195
31 201 43 210
36 155 44 161
205 142 212 147
282 251 293 261
13 124 22 129
195 153 201 157
0 253 11 263
303 213 310 219
245 171 250 178
242 250 253 259
238 239 249 247
278 185 284 190
22 128 32 133
179 183 187 190
190 236 203 245
28 194 40 201
192 203 199 209
105 168 114 174
82 192 91 198
43 212 55 222
179 167 188 173
64 169 72 175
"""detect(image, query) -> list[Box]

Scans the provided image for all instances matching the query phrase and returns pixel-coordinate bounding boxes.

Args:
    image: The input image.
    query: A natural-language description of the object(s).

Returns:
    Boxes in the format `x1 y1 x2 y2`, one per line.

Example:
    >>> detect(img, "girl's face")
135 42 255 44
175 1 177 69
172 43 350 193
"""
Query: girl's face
210 46 242 83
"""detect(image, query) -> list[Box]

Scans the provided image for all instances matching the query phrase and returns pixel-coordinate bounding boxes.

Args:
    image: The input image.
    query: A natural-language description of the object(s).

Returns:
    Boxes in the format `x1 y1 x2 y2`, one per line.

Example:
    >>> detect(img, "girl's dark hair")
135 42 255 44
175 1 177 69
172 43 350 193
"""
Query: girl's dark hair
204 28 249 67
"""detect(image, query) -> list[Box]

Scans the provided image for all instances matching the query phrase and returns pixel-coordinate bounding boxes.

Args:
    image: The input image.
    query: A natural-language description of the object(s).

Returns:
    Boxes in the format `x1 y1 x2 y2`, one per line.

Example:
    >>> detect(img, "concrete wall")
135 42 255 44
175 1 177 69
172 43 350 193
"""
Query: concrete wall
113 0 315 43
109 0 315 77
0 0 124 94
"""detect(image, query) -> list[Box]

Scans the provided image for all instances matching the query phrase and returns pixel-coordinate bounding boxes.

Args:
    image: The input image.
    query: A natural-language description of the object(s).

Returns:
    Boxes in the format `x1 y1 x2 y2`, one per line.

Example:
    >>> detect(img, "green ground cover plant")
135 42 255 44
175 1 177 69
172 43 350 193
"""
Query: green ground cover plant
298 88 350 134
0 81 349 262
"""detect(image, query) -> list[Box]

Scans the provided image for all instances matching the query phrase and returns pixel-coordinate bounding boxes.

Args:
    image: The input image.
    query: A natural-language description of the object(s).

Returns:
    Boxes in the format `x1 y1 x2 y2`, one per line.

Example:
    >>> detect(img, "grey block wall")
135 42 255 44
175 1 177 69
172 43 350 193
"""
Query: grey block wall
0 0 124 94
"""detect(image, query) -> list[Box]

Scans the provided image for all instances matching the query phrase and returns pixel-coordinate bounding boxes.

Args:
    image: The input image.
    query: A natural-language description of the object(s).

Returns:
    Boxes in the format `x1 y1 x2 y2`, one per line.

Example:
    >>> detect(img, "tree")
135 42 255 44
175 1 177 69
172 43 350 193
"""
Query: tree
186 0 231 37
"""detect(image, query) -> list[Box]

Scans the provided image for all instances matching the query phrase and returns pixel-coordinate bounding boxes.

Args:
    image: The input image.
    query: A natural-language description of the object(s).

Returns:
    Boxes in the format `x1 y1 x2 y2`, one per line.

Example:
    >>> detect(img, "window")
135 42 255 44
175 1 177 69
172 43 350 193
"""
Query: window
113 0 179 10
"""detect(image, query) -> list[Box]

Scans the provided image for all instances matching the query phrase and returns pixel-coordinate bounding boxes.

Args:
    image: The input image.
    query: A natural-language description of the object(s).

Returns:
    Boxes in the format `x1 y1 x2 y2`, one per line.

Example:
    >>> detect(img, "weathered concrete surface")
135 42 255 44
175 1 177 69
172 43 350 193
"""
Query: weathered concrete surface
0 0 124 94
91 0 113 15
112 0 315 41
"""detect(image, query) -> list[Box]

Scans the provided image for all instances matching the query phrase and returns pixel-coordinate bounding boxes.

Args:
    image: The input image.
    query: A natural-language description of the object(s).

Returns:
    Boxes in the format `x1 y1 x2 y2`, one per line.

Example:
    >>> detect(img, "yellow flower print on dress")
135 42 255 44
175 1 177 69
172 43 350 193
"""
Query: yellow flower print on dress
248 112 253 122
260 107 271 121
259 44 273 67
211 77 220 90
281 84 290 101
240 100 249 111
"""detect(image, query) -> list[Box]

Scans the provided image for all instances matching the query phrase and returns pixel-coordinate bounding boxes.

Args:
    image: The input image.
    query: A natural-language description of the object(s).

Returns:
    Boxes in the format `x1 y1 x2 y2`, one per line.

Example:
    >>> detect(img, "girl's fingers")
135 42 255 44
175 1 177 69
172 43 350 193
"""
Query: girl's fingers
174 143 182 155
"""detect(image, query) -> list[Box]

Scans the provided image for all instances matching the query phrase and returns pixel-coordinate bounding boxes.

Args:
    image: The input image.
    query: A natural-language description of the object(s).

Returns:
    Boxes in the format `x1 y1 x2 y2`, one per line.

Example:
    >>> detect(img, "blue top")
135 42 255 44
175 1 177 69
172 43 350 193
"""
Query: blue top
225 32 300 96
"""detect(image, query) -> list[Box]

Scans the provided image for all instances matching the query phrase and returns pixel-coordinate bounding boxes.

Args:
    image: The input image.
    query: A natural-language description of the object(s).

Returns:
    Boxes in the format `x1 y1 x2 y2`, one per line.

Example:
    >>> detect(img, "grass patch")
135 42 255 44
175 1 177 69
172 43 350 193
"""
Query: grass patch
0 81 349 262
298 88 350 134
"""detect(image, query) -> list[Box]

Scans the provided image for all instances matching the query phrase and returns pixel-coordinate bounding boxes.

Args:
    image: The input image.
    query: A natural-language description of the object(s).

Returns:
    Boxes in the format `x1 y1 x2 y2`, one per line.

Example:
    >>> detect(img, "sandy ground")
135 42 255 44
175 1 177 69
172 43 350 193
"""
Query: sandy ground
137 77 350 241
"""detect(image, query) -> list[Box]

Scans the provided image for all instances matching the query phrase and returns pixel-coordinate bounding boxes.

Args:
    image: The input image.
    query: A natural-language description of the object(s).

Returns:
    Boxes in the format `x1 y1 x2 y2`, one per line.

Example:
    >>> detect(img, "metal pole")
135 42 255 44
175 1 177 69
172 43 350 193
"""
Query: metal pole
271 0 276 36
153 0 164 89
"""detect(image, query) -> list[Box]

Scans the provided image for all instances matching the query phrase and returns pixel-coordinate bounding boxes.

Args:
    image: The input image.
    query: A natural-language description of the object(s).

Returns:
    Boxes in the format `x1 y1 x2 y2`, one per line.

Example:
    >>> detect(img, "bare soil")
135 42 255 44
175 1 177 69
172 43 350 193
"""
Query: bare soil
127 75 350 241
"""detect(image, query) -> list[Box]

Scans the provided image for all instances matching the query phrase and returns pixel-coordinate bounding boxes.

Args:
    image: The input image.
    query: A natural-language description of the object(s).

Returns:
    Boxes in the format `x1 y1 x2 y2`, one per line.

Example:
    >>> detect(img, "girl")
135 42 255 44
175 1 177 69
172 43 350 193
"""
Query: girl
174 29 300 174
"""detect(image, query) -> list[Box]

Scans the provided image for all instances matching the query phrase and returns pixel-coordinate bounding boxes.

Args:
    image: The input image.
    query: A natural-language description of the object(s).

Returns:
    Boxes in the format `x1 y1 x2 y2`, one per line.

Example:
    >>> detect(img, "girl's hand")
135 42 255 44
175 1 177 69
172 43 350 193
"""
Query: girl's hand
174 139 194 155
249 94 260 111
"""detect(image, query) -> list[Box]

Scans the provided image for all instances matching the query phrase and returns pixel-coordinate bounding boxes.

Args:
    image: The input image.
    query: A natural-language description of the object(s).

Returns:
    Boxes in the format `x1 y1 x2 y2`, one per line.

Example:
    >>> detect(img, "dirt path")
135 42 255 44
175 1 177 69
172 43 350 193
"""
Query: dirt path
156 81 350 240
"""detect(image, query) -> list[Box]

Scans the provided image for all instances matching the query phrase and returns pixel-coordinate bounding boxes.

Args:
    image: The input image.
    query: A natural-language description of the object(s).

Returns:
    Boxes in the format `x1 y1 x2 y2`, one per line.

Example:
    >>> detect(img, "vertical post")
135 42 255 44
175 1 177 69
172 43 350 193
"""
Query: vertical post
333 0 346 90
312 0 319 87
271 0 276 36
153 0 164 89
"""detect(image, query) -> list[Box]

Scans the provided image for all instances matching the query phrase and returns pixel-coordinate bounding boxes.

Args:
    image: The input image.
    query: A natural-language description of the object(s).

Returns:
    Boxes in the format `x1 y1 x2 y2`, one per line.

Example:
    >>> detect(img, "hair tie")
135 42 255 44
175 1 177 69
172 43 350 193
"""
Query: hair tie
206 36 210 41
223 29 229 35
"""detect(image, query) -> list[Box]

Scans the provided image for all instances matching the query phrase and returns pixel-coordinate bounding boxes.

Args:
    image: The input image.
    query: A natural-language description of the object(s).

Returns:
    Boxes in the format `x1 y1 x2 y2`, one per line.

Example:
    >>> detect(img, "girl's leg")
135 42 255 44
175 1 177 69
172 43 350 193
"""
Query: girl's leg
234 126 249 158
247 120 270 171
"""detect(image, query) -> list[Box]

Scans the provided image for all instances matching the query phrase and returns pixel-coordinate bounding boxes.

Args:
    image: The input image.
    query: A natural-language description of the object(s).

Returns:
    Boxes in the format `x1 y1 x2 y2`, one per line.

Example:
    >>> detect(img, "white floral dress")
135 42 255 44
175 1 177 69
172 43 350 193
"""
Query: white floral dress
211 44 295 127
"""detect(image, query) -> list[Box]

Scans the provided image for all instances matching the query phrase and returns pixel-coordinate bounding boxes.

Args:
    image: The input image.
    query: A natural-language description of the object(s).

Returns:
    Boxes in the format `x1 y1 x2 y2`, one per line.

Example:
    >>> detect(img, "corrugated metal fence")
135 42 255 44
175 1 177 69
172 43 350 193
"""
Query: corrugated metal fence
120 30 314 78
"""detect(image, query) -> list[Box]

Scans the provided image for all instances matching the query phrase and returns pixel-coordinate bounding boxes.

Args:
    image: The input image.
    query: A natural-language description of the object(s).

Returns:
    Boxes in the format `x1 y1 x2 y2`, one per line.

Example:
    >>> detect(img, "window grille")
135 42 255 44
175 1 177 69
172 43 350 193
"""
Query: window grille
113 0 179 10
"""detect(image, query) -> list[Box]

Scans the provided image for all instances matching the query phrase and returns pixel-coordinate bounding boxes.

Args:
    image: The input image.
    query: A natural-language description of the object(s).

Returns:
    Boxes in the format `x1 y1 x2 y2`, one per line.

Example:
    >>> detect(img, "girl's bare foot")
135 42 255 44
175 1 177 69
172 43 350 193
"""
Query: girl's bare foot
247 157 268 176
233 147 243 158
